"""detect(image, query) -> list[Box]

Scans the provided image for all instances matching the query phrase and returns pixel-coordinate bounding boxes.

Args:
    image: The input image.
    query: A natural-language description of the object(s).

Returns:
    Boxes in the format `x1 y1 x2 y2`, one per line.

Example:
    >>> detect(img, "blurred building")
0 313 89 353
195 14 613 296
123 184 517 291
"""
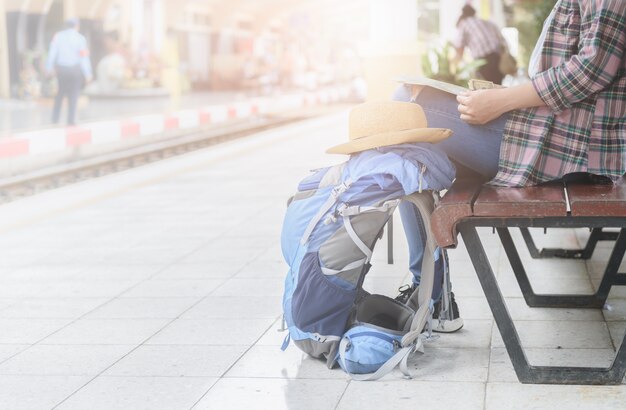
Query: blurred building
0 0 517 100
0 0 371 99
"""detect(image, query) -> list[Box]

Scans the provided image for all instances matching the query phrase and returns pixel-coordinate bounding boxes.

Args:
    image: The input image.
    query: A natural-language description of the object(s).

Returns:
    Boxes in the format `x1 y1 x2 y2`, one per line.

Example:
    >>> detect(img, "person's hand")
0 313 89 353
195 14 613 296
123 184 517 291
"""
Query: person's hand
456 89 507 125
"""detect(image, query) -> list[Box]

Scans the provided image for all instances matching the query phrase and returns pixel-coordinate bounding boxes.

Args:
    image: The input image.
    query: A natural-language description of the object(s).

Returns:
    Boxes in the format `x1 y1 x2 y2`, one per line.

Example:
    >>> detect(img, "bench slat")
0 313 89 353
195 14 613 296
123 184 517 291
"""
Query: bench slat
568 176 626 217
473 182 568 217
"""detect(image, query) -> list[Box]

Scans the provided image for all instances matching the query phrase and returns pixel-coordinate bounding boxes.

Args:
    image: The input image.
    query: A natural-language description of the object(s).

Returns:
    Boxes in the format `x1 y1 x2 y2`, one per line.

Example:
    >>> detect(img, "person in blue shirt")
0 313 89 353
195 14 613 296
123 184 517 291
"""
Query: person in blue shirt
45 18 93 125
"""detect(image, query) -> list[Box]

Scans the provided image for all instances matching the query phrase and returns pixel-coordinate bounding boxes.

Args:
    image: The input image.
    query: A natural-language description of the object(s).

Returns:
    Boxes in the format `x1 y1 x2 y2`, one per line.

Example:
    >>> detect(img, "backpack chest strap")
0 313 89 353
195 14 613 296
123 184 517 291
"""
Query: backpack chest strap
335 199 400 218
300 179 352 246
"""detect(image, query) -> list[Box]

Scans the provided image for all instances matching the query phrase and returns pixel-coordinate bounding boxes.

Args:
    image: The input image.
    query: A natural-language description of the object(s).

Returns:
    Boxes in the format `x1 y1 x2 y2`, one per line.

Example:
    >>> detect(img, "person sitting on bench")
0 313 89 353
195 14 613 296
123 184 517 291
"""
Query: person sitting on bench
394 0 626 324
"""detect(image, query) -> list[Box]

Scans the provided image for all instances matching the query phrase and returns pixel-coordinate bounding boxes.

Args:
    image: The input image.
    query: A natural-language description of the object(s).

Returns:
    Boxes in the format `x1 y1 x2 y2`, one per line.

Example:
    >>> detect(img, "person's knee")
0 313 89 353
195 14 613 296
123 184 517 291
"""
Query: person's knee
391 84 411 102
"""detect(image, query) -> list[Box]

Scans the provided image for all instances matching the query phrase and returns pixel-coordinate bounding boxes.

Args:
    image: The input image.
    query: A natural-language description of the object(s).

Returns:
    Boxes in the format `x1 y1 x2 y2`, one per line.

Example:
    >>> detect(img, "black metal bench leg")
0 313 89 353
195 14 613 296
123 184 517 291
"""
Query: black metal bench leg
596 228 626 291
520 227 618 260
519 227 543 259
460 223 626 384
498 227 626 308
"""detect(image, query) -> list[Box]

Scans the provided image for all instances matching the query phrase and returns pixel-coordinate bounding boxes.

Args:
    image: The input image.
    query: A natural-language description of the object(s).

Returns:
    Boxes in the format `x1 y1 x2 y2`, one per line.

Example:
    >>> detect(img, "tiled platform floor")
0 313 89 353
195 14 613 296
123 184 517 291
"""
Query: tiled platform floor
0 111 625 409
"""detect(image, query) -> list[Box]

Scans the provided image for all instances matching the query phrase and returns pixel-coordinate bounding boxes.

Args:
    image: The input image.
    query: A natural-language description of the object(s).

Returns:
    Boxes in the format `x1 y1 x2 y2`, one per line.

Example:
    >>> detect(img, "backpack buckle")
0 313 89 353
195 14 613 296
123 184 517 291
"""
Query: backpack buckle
331 180 352 199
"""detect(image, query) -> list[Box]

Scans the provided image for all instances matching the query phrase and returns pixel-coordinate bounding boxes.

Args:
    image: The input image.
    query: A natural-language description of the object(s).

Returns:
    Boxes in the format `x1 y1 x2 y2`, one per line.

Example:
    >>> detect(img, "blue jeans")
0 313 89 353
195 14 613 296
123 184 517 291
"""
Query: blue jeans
394 85 508 292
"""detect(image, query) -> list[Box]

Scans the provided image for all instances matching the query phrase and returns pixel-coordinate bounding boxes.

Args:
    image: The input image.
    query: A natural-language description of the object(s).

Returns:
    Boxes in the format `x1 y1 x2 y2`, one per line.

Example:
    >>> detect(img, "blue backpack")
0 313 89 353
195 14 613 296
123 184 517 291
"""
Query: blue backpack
280 145 455 380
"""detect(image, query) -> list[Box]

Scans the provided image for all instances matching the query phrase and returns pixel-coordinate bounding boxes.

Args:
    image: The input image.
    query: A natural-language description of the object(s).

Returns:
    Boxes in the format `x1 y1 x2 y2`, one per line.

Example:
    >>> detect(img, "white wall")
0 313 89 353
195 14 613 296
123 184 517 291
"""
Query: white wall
0 0 10 98
438 0 465 42
368 0 417 44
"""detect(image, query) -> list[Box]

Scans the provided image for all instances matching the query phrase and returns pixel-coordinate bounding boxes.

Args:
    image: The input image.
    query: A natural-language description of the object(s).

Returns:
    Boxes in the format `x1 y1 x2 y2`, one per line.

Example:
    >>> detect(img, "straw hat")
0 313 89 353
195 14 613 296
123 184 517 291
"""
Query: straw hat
326 101 453 155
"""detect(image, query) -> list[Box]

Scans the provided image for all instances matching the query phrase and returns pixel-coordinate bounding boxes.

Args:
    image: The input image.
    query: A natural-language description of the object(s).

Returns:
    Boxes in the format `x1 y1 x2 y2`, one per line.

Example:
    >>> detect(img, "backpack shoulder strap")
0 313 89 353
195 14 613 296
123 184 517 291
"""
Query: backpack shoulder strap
300 179 352 245
401 191 438 347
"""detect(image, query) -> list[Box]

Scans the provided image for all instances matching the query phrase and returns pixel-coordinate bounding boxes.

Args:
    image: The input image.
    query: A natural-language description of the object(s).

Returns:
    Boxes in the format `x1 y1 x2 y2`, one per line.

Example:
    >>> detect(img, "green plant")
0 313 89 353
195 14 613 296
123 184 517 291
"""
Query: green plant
421 42 485 86
513 0 555 68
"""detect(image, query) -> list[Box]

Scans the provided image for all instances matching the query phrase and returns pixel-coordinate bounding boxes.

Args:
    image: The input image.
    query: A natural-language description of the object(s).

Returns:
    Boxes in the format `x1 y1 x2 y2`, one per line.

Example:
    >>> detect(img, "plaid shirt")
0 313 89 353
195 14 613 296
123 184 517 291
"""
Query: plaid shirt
455 17 505 59
491 0 626 187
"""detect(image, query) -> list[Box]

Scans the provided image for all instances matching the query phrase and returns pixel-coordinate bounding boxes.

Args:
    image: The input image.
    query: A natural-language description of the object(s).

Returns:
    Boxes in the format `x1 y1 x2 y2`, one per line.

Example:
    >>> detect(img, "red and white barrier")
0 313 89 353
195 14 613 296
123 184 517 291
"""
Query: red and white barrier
0 86 351 161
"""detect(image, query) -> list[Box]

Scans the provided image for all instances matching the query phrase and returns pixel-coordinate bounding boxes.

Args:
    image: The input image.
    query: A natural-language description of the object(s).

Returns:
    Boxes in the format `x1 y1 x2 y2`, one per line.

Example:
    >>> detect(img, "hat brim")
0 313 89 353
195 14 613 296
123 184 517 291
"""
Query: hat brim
326 128 453 155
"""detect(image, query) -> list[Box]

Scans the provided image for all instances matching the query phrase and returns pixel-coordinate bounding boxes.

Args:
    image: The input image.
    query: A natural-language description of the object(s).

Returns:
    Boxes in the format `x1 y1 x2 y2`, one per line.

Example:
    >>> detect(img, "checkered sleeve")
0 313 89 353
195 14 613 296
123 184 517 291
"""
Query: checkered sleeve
532 0 626 113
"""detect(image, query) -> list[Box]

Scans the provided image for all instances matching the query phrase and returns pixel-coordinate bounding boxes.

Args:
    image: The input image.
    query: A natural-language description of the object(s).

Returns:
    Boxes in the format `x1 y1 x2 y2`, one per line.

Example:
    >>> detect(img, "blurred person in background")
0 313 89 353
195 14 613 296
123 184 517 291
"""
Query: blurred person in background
453 4 508 84
46 18 93 126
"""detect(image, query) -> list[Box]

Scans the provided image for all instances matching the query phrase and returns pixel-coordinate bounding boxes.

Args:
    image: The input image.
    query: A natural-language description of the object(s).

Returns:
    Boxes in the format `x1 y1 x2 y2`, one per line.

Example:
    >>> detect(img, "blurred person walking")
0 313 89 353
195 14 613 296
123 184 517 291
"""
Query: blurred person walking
453 4 509 84
46 18 93 126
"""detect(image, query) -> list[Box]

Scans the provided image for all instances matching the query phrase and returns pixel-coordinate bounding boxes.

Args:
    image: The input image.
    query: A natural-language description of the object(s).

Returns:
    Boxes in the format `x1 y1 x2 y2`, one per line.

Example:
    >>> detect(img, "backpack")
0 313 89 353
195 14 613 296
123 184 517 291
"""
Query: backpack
280 145 455 380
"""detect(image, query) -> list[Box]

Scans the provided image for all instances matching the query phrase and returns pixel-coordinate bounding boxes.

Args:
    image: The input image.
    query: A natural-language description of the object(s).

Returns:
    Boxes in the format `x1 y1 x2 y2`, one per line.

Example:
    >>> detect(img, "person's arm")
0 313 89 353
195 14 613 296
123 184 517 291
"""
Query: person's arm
45 34 58 75
457 0 626 125
457 82 544 124
532 0 625 114
452 22 467 63
453 46 464 64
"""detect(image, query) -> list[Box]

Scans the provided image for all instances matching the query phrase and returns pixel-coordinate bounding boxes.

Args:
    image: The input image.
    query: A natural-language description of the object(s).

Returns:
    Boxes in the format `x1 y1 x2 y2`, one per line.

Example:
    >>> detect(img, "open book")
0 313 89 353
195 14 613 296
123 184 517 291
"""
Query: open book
396 76 503 95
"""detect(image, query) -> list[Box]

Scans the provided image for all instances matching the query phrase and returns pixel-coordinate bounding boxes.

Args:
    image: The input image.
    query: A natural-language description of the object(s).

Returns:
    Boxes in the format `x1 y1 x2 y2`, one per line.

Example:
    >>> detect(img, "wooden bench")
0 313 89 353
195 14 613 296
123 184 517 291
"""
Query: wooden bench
430 174 626 385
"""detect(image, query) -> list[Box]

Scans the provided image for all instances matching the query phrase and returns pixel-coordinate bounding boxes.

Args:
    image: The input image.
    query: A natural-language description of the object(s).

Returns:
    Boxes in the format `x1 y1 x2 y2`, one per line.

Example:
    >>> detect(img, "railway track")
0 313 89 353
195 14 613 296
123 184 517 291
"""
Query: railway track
0 109 335 205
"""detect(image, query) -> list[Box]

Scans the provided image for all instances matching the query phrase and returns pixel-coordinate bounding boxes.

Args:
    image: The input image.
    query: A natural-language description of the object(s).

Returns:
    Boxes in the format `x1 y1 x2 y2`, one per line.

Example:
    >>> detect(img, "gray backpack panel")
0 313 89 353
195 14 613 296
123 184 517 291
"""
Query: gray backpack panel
319 211 390 287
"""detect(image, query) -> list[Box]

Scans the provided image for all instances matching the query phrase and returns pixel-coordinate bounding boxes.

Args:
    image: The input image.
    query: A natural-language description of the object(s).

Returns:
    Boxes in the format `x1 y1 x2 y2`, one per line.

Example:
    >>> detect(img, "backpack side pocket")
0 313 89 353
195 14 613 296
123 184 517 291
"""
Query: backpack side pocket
291 252 357 338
